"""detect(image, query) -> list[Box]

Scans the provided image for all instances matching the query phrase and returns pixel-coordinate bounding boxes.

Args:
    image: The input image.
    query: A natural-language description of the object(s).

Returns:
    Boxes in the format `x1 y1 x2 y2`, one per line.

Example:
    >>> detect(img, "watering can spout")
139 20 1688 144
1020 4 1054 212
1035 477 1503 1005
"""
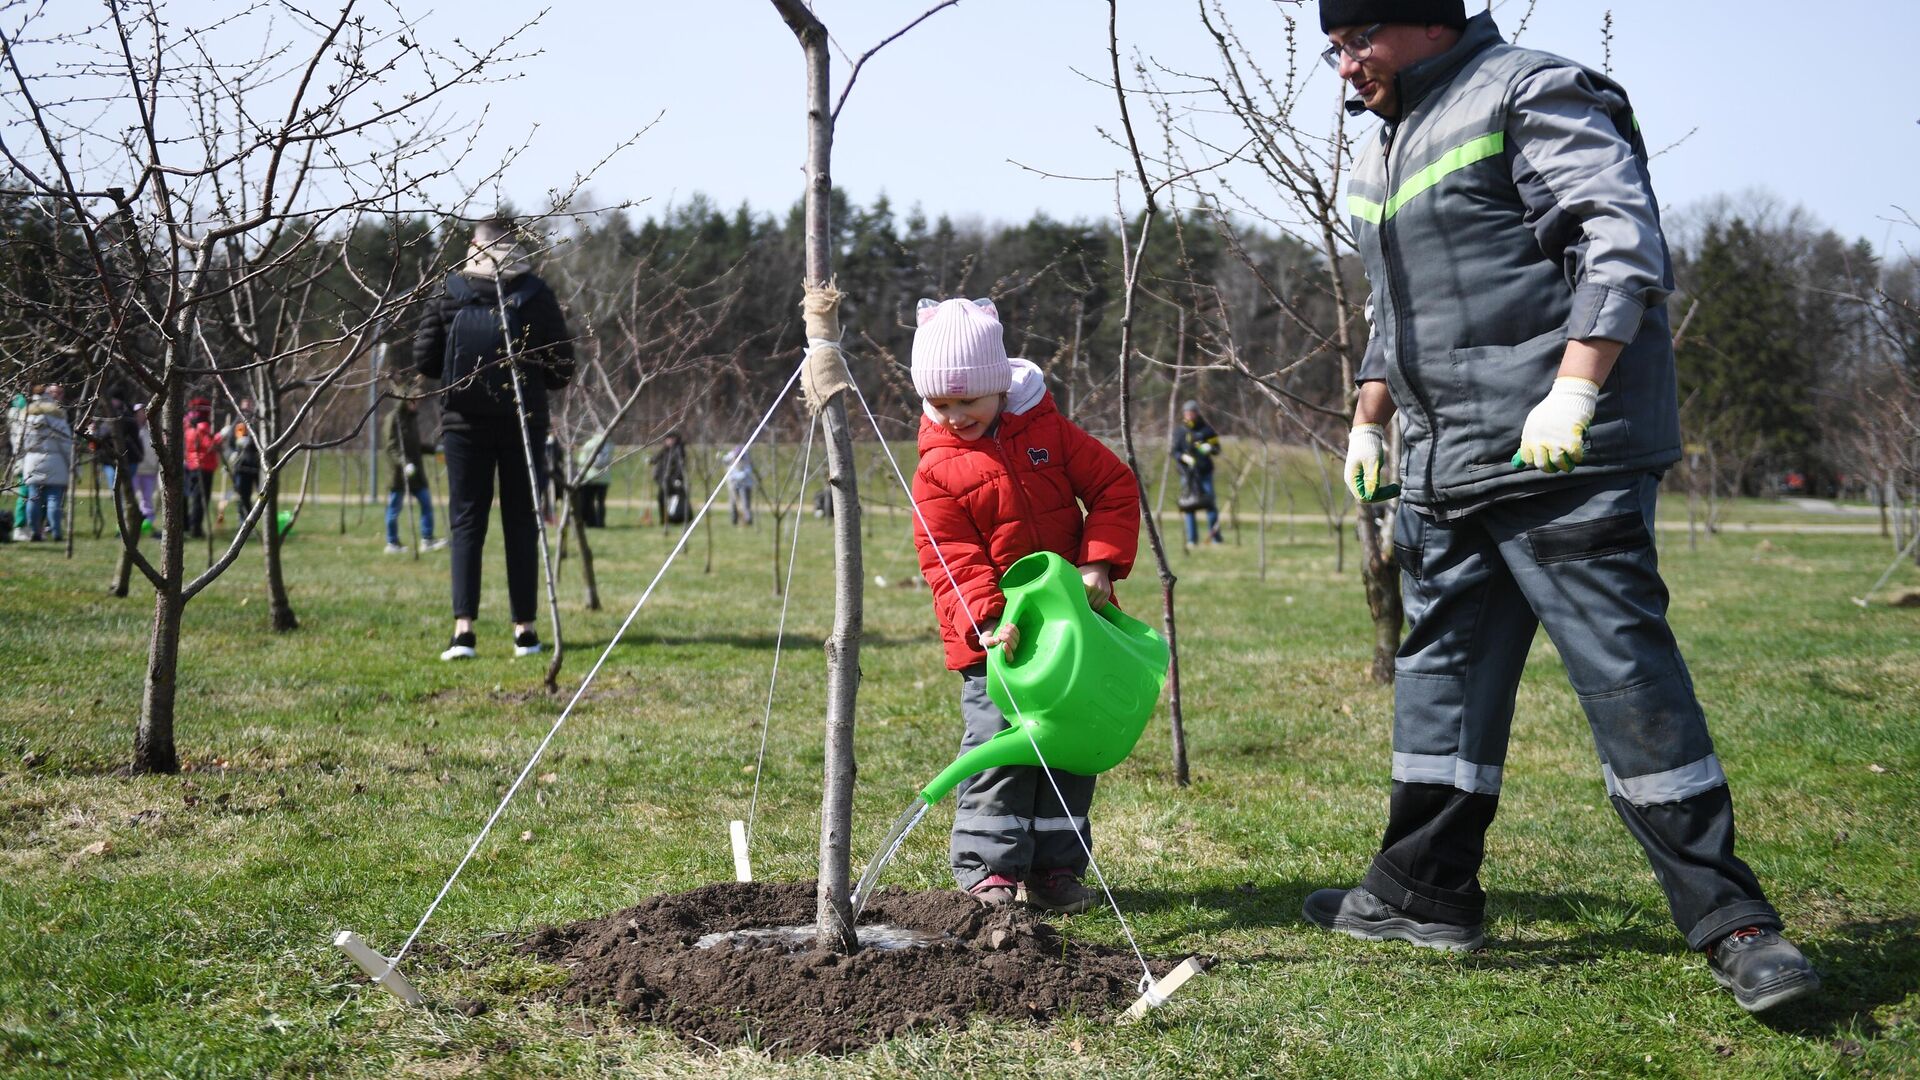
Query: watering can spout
918 729 1041 805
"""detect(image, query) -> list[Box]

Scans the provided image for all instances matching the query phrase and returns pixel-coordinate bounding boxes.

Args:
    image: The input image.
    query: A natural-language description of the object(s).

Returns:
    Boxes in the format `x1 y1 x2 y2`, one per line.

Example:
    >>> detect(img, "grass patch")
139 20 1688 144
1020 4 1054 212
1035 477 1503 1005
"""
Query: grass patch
2 483 1916 1077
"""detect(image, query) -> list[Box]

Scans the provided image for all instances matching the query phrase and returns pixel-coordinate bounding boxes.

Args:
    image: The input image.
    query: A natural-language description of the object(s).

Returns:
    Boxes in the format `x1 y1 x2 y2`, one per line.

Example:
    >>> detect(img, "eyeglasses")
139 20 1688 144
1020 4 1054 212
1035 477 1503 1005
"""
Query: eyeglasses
1321 23 1384 69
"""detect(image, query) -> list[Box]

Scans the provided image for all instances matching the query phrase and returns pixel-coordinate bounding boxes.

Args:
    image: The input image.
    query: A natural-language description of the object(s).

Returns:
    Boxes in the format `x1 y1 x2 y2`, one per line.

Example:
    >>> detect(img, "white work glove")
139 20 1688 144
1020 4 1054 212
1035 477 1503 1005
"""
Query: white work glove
1346 424 1387 502
1512 377 1599 474
1179 453 1196 467
404 462 417 479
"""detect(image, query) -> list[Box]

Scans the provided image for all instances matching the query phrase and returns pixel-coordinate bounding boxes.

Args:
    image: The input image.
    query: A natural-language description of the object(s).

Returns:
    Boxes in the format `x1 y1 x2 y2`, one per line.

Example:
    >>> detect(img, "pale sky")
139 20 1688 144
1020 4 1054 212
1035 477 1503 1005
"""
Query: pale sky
17 1 1920 257
417 0 1917 257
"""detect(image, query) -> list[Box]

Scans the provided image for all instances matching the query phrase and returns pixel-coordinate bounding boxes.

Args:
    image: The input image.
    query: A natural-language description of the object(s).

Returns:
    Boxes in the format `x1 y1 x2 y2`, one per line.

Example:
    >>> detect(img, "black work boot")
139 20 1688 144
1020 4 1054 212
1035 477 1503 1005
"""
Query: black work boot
1303 886 1485 952
1708 927 1819 1012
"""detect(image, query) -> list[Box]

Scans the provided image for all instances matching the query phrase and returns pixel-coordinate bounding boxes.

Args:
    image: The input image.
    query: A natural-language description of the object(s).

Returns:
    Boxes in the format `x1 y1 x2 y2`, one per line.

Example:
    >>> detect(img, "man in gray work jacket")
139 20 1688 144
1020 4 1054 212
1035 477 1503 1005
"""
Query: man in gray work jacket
1306 0 1818 1013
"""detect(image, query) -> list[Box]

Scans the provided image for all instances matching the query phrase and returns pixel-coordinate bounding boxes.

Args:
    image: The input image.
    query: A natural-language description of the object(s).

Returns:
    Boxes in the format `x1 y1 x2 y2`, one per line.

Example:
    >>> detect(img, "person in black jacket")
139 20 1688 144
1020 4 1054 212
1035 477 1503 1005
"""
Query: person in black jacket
414 218 575 661
650 432 688 527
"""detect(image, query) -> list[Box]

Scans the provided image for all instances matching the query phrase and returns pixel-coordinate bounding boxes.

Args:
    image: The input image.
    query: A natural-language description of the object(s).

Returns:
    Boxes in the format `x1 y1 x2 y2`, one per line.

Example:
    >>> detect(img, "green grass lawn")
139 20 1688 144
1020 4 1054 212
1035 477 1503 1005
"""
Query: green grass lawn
3 479 1916 1078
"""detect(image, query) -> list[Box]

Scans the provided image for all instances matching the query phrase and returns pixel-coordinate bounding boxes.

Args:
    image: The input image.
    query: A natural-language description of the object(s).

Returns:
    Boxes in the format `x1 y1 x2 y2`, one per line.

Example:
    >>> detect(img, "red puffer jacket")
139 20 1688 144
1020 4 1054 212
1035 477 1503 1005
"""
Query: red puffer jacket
911 392 1140 670
183 422 219 473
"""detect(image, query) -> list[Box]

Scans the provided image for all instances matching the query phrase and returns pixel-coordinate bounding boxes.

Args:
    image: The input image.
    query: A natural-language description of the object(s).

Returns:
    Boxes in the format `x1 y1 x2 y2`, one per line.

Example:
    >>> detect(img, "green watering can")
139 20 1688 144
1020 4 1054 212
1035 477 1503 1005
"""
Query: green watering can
917 551 1170 805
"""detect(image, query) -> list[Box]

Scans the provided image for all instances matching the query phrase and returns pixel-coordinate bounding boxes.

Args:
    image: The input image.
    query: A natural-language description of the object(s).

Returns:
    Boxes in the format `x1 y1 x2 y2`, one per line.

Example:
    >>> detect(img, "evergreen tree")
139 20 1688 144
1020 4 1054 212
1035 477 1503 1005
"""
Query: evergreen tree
1675 218 1819 476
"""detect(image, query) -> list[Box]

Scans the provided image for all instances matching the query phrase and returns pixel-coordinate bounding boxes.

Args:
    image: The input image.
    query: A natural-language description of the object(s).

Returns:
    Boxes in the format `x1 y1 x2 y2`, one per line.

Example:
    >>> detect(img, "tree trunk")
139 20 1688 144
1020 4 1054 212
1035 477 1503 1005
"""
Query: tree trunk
1258 440 1270 580
816 397 862 951
772 0 861 952
570 498 602 611
1115 217 1189 787
110 543 134 597
108 467 135 597
1355 501 1401 684
133 389 187 775
262 472 298 632
1153 314 1184 525
134 582 185 774
498 307 565 694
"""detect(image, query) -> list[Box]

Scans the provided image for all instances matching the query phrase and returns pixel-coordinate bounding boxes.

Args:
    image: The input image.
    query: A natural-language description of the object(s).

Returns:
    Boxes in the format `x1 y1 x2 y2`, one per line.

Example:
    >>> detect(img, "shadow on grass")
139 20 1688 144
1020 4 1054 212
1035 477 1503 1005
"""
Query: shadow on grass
1755 917 1920 1041
1117 883 1917 1043
1119 881 1679 960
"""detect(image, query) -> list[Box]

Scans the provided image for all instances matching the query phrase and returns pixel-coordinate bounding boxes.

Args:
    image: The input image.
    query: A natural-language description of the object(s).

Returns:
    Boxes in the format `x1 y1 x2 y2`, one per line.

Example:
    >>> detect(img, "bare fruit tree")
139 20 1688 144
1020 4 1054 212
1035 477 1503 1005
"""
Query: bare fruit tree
544 236 751 610
768 0 960 953
0 0 536 772
1134 1 1405 682
1100 0 1201 785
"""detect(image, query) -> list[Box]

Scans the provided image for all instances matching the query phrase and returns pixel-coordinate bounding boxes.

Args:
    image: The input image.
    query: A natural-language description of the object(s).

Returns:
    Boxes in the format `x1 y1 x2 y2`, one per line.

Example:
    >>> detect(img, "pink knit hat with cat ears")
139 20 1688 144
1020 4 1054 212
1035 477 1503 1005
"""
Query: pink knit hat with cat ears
912 298 1011 400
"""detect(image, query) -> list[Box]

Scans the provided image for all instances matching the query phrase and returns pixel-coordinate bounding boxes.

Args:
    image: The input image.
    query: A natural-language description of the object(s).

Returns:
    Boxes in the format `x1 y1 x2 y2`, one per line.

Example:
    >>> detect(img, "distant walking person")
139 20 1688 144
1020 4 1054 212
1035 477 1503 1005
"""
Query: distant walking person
8 386 36 538
415 217 575 661
182 418 219 538
651 432 688 526
130 404 157 528
216 398 263 521
19 383 73 542
384 383 444 553
1170 399 1223 546
574 433 613 528
721 444 756 526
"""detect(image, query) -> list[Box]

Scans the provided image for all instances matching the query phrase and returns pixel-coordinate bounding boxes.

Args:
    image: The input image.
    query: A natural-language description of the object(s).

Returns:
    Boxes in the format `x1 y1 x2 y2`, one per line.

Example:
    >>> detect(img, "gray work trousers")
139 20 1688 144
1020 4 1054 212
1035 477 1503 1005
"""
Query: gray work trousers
1364 473 1779 950
950 664 1096 891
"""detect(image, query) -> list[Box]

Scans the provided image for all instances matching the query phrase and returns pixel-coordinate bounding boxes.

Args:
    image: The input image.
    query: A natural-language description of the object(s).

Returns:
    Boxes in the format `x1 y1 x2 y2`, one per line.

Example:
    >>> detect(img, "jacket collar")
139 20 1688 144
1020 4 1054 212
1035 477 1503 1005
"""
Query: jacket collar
1350 12 1503 119
1397 12 1503 116
917 392 1056 452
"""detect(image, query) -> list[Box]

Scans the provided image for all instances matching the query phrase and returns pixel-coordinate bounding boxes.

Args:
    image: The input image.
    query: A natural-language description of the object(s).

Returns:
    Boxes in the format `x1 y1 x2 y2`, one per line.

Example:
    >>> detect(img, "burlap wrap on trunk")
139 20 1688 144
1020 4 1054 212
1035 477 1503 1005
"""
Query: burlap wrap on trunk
800 283 852 413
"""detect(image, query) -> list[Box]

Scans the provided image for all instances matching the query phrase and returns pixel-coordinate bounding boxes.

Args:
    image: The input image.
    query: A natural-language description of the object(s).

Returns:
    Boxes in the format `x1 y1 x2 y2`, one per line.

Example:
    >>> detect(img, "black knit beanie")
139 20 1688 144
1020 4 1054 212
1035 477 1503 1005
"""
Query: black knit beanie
1320 0 1467 33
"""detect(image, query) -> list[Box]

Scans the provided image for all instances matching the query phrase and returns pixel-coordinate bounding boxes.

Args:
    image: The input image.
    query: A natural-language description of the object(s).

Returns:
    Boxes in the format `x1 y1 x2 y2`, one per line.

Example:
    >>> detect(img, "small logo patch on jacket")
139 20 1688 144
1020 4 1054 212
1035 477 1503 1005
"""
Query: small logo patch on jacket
1026 447 1051 466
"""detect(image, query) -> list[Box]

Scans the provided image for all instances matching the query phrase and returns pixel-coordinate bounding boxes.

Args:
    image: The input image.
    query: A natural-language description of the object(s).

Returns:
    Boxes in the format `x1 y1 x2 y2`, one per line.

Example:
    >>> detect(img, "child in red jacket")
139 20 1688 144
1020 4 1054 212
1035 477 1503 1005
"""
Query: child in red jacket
909 297 1141 913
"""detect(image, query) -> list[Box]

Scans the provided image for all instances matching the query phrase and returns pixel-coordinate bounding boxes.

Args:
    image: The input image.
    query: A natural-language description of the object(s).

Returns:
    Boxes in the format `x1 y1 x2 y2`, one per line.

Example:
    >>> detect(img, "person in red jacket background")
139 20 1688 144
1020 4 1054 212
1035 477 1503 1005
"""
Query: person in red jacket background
909 297 1141 915
182 419 219 539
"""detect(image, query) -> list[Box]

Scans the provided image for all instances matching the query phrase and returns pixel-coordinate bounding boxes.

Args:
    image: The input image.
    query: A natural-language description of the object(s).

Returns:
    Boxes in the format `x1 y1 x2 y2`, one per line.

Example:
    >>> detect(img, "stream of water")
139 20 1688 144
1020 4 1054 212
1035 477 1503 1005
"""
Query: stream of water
848 798 931 924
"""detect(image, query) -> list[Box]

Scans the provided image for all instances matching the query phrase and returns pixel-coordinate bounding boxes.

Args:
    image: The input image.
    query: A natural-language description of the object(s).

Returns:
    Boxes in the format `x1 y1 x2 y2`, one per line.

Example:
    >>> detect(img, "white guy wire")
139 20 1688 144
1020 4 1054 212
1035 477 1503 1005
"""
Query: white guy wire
745 412 822 848
380 357 807 981
845 374 1157 989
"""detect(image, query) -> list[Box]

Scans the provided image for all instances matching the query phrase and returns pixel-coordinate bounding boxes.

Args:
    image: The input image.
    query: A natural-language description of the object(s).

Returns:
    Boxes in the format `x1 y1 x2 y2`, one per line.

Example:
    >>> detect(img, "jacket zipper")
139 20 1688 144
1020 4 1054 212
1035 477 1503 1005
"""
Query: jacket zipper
991 425 1046 558
1377 107 1442 500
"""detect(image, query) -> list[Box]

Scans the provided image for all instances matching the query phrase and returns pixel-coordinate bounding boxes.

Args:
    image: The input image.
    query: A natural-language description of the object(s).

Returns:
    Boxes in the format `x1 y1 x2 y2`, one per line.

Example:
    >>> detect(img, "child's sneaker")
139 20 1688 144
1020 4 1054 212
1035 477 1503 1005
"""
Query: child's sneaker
967 874 1019 906
512 630 543 657
439 631 477 661
1023 868 1097 914
384 542 406 554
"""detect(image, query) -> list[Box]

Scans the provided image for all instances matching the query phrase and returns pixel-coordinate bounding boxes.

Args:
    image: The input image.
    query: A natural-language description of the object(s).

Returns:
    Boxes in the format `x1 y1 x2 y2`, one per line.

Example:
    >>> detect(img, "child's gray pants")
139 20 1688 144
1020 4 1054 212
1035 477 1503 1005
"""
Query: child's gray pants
950 664 1095 891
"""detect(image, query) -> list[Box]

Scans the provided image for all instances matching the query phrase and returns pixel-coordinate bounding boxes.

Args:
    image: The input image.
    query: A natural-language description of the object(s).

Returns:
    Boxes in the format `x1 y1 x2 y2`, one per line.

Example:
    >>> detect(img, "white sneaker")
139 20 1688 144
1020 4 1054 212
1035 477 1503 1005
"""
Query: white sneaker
512 630 543 657
384 542 407 554
440 632 477 661
423 537 449 552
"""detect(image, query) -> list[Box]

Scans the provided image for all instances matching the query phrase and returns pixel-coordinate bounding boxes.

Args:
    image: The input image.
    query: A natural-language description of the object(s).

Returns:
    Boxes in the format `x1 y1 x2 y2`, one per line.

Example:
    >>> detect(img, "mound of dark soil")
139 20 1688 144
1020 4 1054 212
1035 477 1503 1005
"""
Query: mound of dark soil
518 880 1164 1056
